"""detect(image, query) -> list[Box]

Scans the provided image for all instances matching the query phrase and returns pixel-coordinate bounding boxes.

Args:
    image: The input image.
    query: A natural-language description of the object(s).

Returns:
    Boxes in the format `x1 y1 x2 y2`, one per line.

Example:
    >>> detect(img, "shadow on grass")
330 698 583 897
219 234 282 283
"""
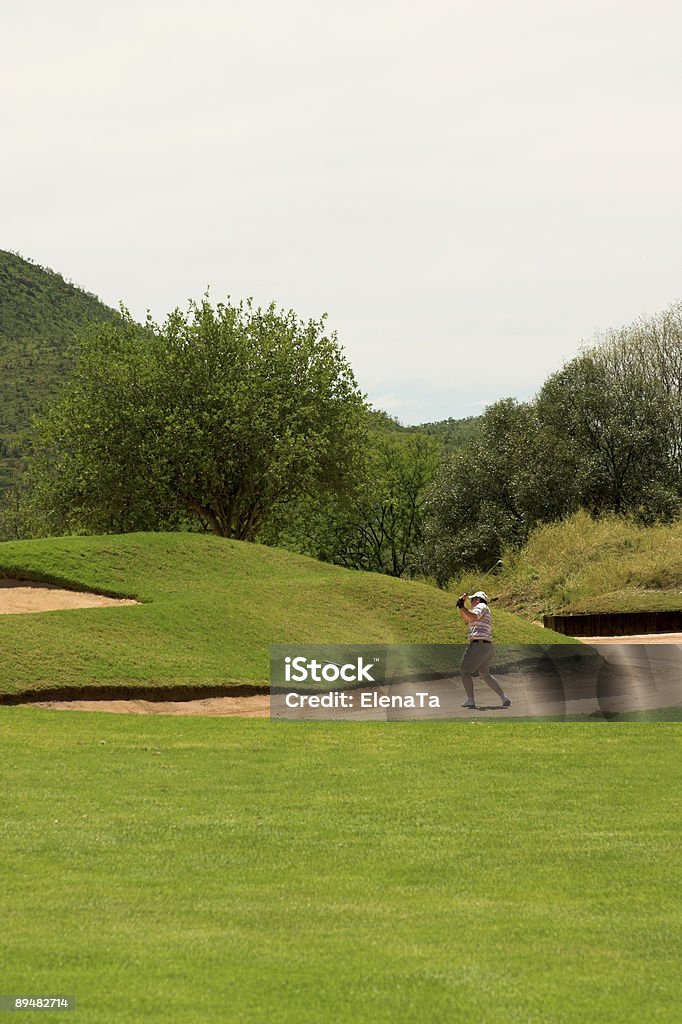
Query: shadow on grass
482 706 682 723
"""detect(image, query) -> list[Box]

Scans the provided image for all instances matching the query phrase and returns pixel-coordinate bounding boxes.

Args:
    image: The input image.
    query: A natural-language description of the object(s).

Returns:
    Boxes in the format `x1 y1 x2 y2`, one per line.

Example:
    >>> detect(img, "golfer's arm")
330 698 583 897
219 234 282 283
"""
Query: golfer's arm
459 607 477 623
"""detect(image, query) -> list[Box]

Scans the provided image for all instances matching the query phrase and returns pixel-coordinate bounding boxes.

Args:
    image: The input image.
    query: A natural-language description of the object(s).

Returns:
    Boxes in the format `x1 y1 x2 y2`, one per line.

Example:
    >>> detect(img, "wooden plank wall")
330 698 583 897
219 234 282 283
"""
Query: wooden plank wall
542 610 682 636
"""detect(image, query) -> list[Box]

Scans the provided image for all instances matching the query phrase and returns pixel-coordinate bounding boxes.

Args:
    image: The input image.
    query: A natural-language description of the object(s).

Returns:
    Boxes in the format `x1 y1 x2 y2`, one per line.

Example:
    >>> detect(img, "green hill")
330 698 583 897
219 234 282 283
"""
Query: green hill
405 414 481 449
0 532 567 699
454 510 682 619
0 250 115 494
370 408 482 449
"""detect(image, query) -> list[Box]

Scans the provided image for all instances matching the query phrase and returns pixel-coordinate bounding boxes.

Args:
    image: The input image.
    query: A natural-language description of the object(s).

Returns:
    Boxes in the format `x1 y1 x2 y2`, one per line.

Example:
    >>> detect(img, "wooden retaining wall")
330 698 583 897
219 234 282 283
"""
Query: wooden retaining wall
543 610 682 636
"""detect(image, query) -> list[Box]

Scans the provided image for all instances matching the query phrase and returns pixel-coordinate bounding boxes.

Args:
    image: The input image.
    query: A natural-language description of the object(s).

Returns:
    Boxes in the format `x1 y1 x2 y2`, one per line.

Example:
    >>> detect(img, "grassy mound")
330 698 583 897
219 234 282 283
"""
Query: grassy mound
454 510 682 619
0 532 566 698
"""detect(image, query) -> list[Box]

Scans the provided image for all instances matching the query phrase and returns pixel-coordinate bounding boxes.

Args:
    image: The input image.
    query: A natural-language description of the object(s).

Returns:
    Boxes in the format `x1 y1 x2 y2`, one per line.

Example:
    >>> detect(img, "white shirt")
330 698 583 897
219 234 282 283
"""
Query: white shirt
467 603 492 641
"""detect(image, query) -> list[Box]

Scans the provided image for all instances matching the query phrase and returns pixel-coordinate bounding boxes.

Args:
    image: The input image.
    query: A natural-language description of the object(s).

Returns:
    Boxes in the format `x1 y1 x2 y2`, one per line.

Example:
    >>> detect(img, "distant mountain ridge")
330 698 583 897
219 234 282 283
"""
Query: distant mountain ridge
369 408 481 447
0 249 480 500
0 250 115 493
404 415 480 449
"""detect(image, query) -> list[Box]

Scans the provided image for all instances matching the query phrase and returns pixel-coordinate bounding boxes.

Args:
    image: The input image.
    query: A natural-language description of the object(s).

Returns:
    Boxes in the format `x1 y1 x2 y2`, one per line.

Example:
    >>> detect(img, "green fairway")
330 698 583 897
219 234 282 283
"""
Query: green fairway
0 533 567 699
0 710 679 1023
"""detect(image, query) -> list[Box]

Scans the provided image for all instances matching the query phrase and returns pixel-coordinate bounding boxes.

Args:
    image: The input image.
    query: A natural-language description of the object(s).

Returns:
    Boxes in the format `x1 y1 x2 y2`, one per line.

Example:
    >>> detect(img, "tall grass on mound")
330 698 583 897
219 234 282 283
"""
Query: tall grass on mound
0 711 679 1024
0 533 565 698
461 510 682 618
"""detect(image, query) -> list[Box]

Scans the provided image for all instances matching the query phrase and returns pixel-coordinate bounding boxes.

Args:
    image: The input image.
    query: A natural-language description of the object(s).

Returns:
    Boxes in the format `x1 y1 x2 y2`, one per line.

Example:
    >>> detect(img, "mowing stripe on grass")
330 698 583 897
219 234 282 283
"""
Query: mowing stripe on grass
1 709 680 1024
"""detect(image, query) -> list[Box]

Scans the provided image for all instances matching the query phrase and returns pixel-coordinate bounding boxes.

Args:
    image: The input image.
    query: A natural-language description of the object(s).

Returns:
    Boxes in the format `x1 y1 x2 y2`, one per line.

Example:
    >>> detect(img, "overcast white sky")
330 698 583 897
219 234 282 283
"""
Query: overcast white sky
3 0 681 423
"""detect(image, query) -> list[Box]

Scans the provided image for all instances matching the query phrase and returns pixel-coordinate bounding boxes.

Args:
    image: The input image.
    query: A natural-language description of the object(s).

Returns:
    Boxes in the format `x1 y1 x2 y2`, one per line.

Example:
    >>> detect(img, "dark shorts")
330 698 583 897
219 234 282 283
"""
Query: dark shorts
460 642 495 677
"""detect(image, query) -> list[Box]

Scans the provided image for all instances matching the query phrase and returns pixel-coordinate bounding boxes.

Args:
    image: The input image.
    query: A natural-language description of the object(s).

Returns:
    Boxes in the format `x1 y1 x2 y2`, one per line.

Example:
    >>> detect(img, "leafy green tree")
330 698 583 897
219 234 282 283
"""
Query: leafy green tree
422 309 682 586
321 433 440 576
29 298 368 539
259 431 440 577
582 301 682 477
536 351 677 518
421 399 576 586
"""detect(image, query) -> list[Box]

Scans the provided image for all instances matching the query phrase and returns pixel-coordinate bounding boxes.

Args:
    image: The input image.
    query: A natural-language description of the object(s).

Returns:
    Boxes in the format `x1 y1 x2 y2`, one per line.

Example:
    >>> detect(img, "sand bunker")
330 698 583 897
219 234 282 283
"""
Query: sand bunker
25 662 682 719
9 627 682 719
30 695 270 717
0 579 138 614
24 634 682 719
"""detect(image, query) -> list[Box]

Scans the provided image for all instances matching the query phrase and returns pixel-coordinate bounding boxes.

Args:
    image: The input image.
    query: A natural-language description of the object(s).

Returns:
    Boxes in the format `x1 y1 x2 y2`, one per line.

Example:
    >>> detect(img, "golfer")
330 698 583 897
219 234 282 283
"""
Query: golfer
457 590 511 709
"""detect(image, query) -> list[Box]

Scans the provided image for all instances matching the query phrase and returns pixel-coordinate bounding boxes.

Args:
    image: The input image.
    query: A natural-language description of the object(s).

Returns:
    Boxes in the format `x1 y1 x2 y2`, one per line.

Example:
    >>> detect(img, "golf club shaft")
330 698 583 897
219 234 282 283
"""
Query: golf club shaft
480 559 503 582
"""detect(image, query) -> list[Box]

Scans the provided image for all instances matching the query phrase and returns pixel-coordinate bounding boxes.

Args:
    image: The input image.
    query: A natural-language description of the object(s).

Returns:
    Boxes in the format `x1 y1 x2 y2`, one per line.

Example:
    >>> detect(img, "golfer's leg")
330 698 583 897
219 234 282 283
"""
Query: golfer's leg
479 649 507 700
459 647 476 702
480 669 505 699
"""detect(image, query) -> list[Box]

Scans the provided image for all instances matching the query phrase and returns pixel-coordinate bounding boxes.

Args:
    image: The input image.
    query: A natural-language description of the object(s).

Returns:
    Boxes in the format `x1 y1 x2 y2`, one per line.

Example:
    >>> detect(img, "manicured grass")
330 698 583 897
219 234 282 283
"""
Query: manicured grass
454 510 682 618
0 533 567 698
0 710 679 1023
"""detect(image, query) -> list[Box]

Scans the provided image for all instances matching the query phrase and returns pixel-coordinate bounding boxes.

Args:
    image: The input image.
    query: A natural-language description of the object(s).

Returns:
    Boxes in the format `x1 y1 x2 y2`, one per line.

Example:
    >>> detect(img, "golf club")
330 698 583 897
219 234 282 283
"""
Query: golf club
475 559 503 600
480 559 503 582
